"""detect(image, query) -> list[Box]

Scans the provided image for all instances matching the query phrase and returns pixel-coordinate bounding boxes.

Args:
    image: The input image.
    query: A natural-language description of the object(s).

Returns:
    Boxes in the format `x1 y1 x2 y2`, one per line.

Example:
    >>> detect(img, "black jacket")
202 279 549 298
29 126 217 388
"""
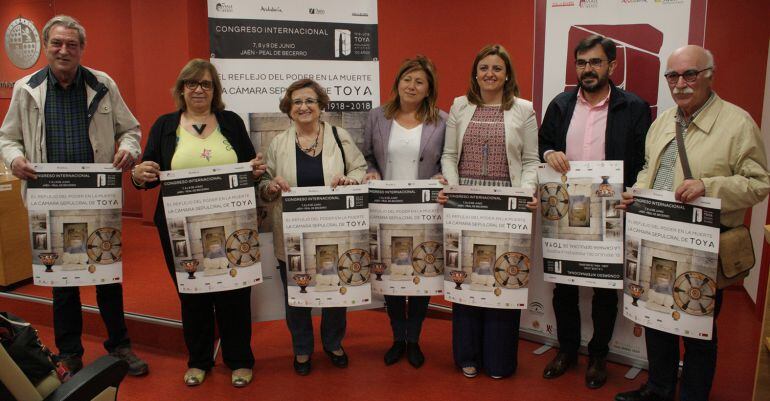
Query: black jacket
538 83 651 187
135 110 257 227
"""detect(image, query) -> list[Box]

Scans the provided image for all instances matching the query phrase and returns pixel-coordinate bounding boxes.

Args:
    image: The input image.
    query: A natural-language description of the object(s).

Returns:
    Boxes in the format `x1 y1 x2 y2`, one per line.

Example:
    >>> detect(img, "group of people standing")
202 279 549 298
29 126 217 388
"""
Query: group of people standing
1 14 768 401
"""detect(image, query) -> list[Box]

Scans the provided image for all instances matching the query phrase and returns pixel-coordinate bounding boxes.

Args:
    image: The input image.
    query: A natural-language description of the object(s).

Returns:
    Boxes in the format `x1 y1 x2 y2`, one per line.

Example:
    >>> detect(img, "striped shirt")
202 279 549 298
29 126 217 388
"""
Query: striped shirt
652 93 715 191
44 67 93 163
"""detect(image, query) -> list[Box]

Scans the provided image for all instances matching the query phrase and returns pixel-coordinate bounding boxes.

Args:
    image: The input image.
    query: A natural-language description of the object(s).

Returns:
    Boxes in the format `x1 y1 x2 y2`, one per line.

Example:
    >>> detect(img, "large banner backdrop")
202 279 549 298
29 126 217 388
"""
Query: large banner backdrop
208 0 380 321
526 0 707 367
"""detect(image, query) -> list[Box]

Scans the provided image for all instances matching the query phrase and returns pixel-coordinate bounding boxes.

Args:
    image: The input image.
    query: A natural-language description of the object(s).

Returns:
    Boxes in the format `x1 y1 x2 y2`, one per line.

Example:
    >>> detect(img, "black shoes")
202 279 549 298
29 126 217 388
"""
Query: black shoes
406 342 424 368
615 385 671 401
109 347 149 376
384 341 406 365
542 351 576 379
60 354 83 375
323 347 349 368
293 355 311 376
585 355 608 389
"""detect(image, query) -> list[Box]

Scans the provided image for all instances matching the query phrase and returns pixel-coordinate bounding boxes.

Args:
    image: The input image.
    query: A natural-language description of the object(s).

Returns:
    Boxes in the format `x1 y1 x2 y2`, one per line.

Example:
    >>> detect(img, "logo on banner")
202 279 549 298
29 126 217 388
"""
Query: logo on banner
308 8 326 15
508 197 518 210
229 174 239 188
96 174 107 187
215 2 233 12
528 301 545 315
422 190 431 203
346 195 355 209
692 207 703 223
4 17 41 69
260 5 283 13
579 0 599 8
334 29 351 58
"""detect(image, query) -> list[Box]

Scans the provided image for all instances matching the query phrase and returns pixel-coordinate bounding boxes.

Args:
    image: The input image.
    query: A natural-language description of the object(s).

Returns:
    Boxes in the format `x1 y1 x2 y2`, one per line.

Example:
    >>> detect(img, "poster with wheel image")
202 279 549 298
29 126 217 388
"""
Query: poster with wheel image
538 161 624 289
27 164 123 287
160 163 262 293
282 185 371 307
442 186 532 309
624 188 720 340
368 180 443 296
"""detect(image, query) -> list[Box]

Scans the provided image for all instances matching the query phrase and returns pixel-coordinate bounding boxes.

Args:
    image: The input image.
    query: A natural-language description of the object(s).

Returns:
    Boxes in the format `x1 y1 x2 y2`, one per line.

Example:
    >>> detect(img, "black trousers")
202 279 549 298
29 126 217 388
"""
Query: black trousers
645 289 723 401
278 261 346 355
452 303 520 377
384 295 429 342
552 283 618 357
52 284 130 357
158 225 254 370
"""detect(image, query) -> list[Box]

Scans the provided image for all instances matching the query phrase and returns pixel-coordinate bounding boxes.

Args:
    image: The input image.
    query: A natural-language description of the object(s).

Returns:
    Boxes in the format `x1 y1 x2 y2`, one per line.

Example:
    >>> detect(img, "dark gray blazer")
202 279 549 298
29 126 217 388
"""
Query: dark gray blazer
362 106 448 179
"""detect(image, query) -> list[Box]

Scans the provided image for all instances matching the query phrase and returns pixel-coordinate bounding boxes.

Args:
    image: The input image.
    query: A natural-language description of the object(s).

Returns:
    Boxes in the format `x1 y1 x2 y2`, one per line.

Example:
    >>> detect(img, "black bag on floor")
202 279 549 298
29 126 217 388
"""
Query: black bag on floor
0 312 58 384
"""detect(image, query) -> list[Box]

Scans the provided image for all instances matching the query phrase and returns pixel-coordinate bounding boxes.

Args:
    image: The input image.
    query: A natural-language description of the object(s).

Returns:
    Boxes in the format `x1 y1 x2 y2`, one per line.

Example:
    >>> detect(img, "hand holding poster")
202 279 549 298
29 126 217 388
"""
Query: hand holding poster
160 163 262 293
623 188 720 339
442 186 533 309
368 180 443 296
27 164 123 287
282 184 371 307
538 161 624 288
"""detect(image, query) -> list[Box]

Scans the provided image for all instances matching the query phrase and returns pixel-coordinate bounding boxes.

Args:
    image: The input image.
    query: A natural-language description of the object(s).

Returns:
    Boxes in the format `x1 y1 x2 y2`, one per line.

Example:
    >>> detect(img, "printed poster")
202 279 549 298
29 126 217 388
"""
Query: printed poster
538 161 624 288
624 188 720 339
368 180 443 296
161 163 262 293
443 186 533 309
27 164 122 287
282 184 371 307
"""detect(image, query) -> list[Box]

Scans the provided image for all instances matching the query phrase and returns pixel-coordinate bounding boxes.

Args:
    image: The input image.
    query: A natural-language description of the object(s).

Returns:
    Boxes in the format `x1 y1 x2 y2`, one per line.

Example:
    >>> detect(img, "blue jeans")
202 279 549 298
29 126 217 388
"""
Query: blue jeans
278 261 346 355
384 295 429 342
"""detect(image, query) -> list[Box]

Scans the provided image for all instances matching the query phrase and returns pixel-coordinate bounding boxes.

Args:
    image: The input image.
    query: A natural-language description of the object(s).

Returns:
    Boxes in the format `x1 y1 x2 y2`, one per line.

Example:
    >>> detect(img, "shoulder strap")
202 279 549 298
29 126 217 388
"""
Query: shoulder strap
331 125 347 175
674 122 693 180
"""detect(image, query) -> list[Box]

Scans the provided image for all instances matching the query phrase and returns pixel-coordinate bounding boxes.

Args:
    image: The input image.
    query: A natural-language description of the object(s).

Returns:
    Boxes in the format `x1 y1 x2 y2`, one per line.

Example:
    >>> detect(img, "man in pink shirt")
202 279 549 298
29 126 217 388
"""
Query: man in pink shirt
538 35 651 389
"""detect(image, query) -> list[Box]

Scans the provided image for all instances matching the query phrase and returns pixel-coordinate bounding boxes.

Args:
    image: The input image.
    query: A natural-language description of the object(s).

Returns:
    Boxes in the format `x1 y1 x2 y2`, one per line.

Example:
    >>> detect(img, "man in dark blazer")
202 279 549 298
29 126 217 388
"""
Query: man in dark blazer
538 34 651 389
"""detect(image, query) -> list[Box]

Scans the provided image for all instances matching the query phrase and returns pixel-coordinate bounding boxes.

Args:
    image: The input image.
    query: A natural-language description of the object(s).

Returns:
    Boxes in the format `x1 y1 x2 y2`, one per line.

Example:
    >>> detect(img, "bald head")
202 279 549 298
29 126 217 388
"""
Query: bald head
665 45 715 117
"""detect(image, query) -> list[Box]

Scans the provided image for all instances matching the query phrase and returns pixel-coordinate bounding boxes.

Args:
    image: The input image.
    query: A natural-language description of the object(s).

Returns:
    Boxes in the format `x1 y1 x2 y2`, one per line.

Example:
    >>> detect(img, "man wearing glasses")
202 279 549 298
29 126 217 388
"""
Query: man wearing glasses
615 45 769 401
0 15 148 376
538 34 651 389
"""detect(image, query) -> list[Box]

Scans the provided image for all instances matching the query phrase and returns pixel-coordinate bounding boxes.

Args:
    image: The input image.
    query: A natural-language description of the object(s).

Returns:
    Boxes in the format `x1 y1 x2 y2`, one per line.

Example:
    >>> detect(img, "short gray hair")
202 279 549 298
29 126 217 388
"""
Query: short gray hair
42 15 86 46
703 49 715 77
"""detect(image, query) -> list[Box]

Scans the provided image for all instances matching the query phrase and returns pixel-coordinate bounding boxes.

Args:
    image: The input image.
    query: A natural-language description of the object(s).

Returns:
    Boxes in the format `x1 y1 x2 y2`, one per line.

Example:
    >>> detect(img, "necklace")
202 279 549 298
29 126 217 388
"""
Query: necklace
186 112 210 135
296 124 321 155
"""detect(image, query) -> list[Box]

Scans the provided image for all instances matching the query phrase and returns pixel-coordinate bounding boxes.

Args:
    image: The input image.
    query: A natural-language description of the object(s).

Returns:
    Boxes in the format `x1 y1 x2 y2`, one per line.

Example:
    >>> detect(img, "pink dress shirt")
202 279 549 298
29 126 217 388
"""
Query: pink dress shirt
565 89 610 161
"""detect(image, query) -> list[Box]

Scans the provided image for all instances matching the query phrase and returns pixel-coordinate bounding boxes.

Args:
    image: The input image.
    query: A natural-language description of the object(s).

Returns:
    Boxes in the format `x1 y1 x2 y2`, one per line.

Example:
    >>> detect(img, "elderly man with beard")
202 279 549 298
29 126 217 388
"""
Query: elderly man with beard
538 35 651 389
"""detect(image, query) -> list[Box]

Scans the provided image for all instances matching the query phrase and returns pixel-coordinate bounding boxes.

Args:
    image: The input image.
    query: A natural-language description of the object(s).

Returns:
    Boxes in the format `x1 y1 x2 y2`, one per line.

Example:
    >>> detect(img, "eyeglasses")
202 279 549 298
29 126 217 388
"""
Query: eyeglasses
663 68 712 84
291 98 319 107
575 58 607 69
184 80 213 91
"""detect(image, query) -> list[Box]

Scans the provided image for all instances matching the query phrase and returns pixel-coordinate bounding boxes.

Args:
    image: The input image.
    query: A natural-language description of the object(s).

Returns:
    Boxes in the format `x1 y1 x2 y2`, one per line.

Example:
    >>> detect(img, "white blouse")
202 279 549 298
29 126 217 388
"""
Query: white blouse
384 121 422 180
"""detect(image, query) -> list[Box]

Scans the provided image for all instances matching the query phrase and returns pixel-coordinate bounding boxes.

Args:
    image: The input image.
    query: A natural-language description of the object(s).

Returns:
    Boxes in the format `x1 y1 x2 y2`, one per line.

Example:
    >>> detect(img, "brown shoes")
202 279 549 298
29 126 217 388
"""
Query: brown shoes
542 352 576 379
585 355 608 389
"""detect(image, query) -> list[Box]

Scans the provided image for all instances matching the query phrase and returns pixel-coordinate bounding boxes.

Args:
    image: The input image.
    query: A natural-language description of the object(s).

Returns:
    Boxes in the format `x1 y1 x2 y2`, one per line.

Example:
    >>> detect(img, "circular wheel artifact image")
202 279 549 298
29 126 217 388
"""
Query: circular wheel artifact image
412 241 444 277
87 227 122 264
539 179 569 221
226 229 260 267
673 271 717 316
338 249 371 286
493 252 530 289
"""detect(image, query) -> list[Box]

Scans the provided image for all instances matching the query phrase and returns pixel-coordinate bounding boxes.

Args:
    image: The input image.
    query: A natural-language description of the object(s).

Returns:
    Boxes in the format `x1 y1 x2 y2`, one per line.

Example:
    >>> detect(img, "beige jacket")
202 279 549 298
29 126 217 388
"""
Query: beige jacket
0 66 141 166
441 96 540 189
258 122 367 261
635 94 770 227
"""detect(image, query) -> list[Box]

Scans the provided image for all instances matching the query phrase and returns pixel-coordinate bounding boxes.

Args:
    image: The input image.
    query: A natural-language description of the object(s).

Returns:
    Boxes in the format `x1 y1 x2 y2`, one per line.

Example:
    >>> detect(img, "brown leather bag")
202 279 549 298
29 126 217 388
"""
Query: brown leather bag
716 225 755 288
